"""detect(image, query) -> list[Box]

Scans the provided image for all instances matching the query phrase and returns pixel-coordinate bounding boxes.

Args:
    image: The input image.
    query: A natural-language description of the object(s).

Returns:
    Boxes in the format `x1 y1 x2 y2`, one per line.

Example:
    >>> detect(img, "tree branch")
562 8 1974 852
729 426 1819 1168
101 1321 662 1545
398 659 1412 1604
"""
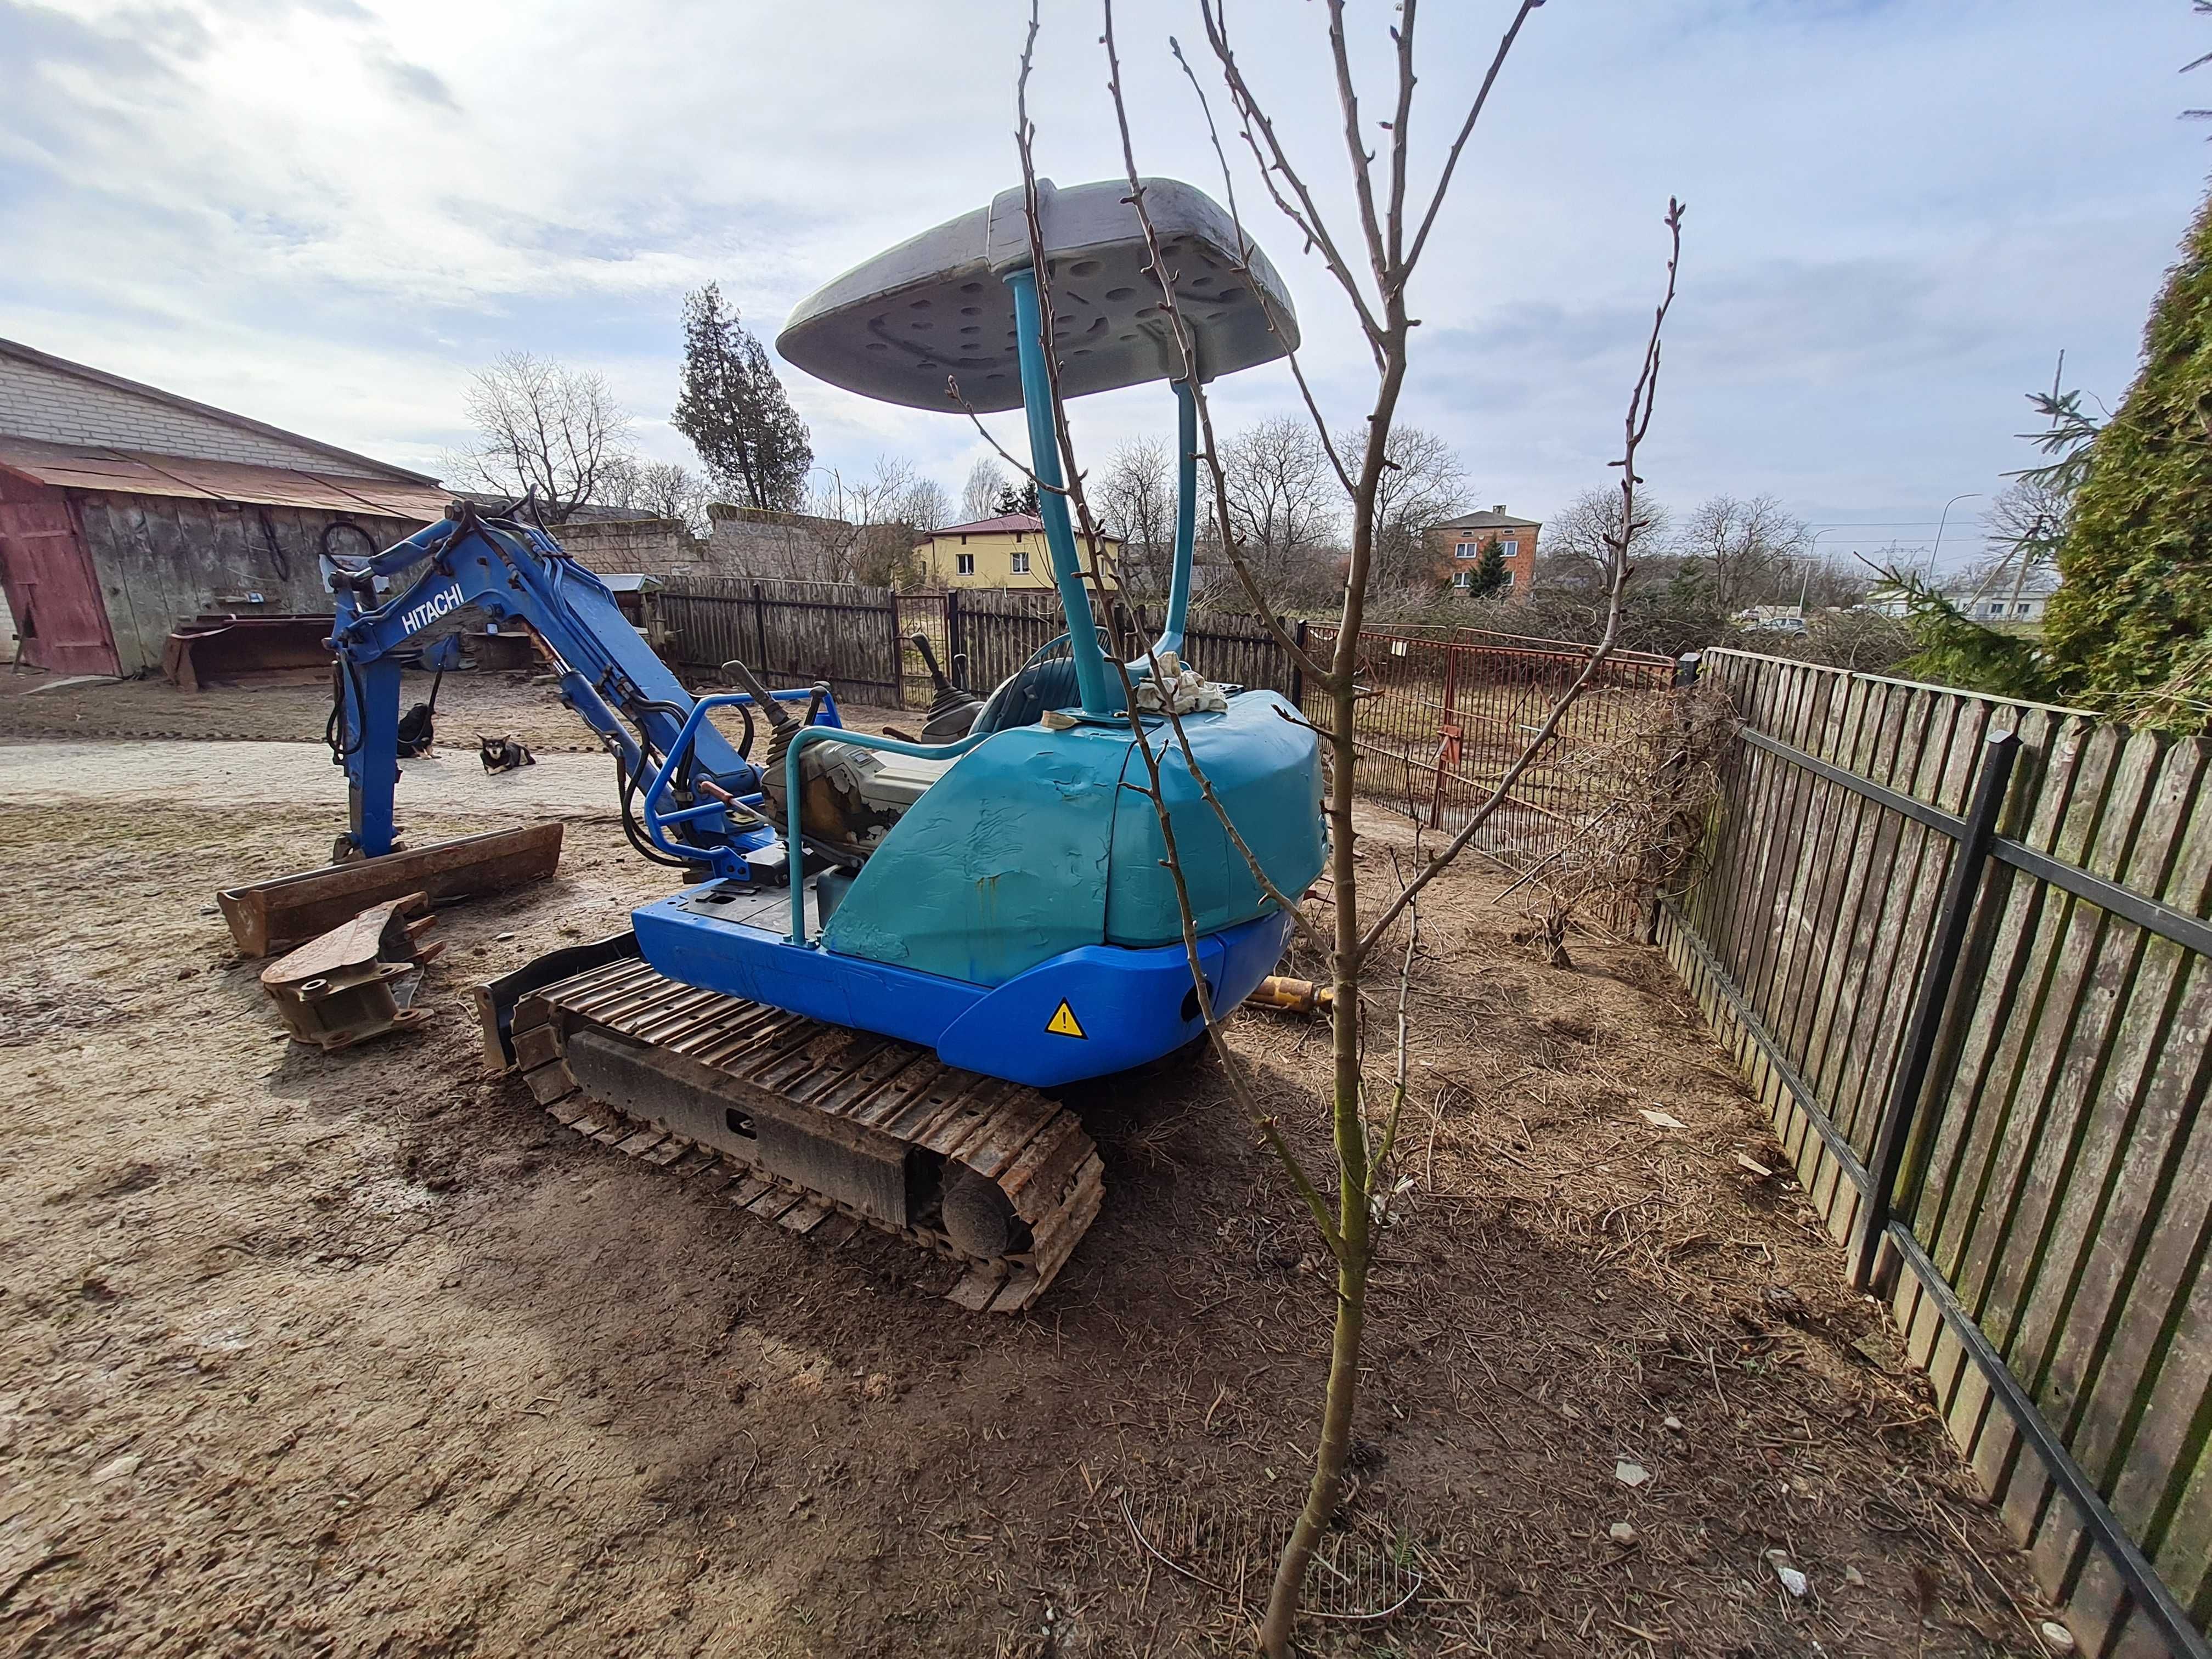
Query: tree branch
1199 0 1387 358
1405 1 1547 273
1355 198 1684 962
1100 3 1336 689
1167 35 1355 496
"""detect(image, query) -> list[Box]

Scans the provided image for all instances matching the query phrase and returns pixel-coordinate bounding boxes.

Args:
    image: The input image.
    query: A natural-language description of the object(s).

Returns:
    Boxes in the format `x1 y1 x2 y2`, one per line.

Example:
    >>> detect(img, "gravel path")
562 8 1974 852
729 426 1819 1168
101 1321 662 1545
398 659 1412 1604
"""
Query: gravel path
0 738 619 817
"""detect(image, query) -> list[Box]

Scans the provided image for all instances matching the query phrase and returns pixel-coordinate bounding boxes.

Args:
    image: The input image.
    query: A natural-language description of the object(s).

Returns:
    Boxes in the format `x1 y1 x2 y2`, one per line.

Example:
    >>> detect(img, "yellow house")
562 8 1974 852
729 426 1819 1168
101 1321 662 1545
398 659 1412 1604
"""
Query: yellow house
911 512 1120 590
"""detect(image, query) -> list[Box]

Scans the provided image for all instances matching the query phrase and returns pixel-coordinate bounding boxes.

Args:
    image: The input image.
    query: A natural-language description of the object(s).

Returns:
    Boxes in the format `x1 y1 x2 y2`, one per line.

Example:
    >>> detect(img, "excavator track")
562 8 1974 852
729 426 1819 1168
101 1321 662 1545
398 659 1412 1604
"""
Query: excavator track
501 958 1104 1313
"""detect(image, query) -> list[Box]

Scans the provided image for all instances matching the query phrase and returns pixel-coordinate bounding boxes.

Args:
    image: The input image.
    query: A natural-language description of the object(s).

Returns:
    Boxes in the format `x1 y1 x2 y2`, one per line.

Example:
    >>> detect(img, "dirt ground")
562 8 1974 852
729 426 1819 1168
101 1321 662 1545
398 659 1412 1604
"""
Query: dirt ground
0 689 2056 1657
0 664 910 755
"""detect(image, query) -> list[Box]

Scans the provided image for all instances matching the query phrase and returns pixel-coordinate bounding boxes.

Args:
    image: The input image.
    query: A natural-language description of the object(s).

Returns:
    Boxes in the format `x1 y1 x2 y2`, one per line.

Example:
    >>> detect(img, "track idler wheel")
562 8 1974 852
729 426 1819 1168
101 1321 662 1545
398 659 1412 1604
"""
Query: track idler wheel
940 1165 1022 1259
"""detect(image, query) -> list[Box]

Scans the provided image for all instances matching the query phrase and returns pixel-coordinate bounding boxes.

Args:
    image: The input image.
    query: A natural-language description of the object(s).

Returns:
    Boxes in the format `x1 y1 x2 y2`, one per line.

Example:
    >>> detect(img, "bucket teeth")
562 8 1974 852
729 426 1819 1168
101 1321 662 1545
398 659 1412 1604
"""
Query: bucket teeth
504 959 1102 1313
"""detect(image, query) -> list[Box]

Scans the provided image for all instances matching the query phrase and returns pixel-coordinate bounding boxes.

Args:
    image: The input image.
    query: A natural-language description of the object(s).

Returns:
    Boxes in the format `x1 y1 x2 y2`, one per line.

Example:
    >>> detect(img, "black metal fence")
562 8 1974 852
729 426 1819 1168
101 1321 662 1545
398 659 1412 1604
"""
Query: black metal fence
1660 648 2212 1659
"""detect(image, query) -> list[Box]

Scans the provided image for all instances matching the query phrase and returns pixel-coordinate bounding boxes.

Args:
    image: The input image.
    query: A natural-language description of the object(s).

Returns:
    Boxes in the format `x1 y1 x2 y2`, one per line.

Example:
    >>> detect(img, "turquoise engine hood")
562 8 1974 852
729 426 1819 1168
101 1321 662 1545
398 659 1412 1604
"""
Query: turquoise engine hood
820 690 1324 987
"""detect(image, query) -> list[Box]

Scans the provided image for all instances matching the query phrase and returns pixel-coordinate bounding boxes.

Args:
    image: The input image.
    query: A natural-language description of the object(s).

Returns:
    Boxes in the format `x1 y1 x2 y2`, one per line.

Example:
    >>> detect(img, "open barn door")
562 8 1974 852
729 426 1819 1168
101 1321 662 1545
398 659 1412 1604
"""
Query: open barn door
0 484 119 676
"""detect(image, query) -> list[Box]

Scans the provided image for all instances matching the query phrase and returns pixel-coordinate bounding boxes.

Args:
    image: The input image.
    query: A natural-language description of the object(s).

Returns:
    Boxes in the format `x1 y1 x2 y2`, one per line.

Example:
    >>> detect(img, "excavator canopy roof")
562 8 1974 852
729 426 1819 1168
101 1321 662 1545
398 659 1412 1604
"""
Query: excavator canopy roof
776 177 1297 414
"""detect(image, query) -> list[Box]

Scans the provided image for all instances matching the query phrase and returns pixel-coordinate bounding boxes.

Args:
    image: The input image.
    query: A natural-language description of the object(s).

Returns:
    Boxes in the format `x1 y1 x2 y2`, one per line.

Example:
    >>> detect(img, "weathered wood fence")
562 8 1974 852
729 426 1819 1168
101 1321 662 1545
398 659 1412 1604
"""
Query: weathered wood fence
1660 647 2212 1658
655 577 905 706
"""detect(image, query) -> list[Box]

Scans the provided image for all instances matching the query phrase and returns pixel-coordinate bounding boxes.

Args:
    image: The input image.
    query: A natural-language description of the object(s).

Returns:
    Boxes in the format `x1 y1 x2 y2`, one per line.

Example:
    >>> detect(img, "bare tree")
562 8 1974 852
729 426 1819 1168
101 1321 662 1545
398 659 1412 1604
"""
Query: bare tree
1678 492 1809 611
803 458 940 586
1539 485 1673 592
1341 422 1468 587
1050 4 1682 1650
1219 415 1341 606
958 456 1011 523
1963 473 2068 608
902 474 950 536
1095 436 1177 599
444 351 634 522
597 456 710 537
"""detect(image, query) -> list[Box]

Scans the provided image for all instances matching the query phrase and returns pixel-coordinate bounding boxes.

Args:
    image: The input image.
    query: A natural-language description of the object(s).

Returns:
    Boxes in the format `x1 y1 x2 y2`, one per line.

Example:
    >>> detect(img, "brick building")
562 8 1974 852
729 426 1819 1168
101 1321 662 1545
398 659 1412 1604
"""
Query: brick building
0 337 444 675
1425 505 1541 598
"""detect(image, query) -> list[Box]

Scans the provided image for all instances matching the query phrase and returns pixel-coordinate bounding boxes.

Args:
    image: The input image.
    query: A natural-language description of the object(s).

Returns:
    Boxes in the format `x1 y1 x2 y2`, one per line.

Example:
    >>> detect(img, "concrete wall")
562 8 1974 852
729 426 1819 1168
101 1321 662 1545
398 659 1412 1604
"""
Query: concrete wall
706 505 855 582
0 354 379 475
74 492 422 675
550 516 696 578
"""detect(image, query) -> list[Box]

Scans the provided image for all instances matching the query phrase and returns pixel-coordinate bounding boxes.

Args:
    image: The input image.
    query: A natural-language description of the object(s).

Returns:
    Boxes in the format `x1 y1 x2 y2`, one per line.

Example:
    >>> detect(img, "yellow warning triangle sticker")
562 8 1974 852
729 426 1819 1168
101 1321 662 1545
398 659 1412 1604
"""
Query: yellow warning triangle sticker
1045 1000 1087 1039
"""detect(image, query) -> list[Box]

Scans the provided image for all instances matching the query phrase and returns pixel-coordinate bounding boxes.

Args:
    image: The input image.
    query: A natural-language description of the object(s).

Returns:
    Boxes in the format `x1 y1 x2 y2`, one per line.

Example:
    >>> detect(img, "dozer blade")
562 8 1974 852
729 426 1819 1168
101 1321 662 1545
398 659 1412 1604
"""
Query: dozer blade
498 957 1104 1314
219 823 563 958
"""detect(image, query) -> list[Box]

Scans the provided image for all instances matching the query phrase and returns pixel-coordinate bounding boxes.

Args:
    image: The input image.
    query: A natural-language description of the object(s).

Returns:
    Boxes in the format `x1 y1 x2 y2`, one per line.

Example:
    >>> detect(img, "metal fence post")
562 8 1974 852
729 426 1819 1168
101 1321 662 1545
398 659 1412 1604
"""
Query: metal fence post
1853 726 2019 1292
888 588 904 710
1290 618 1310 707
1675 651 1701 687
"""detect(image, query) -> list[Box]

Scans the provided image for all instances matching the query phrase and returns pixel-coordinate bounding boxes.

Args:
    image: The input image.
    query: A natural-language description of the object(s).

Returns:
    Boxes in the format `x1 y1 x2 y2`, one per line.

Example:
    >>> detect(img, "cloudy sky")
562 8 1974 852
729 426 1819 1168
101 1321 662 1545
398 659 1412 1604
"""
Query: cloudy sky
3 0 2205 569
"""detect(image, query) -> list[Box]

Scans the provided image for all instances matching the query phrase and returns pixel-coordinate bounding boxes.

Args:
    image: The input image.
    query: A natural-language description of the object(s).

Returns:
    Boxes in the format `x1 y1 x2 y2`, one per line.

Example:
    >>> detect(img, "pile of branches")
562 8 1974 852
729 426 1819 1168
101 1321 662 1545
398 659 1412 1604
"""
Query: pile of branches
1506 681 1731 964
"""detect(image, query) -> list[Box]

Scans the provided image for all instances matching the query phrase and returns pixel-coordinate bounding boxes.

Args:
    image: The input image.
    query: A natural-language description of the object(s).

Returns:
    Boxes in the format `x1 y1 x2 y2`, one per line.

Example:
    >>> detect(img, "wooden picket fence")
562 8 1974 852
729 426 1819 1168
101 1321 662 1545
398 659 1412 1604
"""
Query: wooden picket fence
1659 647 2212 1658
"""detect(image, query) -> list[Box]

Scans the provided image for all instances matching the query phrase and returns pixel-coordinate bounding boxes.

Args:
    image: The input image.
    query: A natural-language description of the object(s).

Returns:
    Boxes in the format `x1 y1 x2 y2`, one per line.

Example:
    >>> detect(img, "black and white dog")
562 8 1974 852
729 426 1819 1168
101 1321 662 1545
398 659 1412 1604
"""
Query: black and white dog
478 735 536 774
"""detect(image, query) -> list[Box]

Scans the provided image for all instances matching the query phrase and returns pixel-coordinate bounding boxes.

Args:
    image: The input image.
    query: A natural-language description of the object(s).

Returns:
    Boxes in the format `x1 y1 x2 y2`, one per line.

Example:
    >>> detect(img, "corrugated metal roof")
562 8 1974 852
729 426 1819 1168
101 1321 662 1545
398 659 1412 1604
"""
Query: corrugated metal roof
0 436 450 518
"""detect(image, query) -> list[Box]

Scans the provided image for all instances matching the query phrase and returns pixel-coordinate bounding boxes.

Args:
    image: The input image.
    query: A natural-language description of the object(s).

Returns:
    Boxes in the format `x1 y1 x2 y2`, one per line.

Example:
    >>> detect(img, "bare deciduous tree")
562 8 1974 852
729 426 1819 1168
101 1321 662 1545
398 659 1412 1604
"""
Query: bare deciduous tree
444 351 634 523
1219 415 1342 606
1539 484 1674 593
1967 473 2069 602
1678 492 1808 611
1026 4 1685 1651
958 456 1011 523
1342 422 1468 588
1095 436 1178 599
803 458 941 586
597 456 710 538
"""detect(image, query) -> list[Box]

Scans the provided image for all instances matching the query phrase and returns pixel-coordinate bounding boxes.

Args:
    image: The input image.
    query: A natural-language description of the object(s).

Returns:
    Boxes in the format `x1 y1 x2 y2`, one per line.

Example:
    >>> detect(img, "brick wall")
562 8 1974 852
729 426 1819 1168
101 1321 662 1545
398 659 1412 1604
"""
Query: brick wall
1427 519 1541 597
0 355 371 473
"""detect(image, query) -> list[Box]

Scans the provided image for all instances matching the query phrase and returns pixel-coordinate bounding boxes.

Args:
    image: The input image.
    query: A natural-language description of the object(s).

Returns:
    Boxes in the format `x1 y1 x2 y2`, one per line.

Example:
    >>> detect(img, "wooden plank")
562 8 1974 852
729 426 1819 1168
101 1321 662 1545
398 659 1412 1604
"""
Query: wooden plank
217 823 564 957
2081 1042 2212 1590
1808 682 1923 1132
2025 1499 2089 1606
1828 689 1954 1150
2067 1548 2153 1659
1915 716 2095 1276
1942 724 2128 1315
1798 678 1901 1105
1963 727 2164 1355
1775 674 1884 1063
2003 740 2204 1404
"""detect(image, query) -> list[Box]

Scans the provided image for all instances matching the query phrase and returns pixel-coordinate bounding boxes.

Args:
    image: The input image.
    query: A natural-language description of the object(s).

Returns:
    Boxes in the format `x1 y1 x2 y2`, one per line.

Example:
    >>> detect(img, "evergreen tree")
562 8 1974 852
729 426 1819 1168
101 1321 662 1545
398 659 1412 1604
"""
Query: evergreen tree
1466 541 1509 599
994 479 1041 517
2045 183 2212 727
673 283 813 512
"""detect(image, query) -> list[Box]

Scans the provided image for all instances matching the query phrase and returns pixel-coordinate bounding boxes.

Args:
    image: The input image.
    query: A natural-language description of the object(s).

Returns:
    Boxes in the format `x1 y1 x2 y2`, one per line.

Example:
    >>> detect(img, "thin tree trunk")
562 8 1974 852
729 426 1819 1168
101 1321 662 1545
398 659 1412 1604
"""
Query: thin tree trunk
1260 689 1369 1655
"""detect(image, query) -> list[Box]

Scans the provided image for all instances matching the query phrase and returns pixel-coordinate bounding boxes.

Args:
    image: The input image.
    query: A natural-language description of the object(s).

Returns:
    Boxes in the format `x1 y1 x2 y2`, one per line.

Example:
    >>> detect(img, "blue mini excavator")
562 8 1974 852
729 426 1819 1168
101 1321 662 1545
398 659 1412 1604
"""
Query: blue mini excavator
323 180 1323 1310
